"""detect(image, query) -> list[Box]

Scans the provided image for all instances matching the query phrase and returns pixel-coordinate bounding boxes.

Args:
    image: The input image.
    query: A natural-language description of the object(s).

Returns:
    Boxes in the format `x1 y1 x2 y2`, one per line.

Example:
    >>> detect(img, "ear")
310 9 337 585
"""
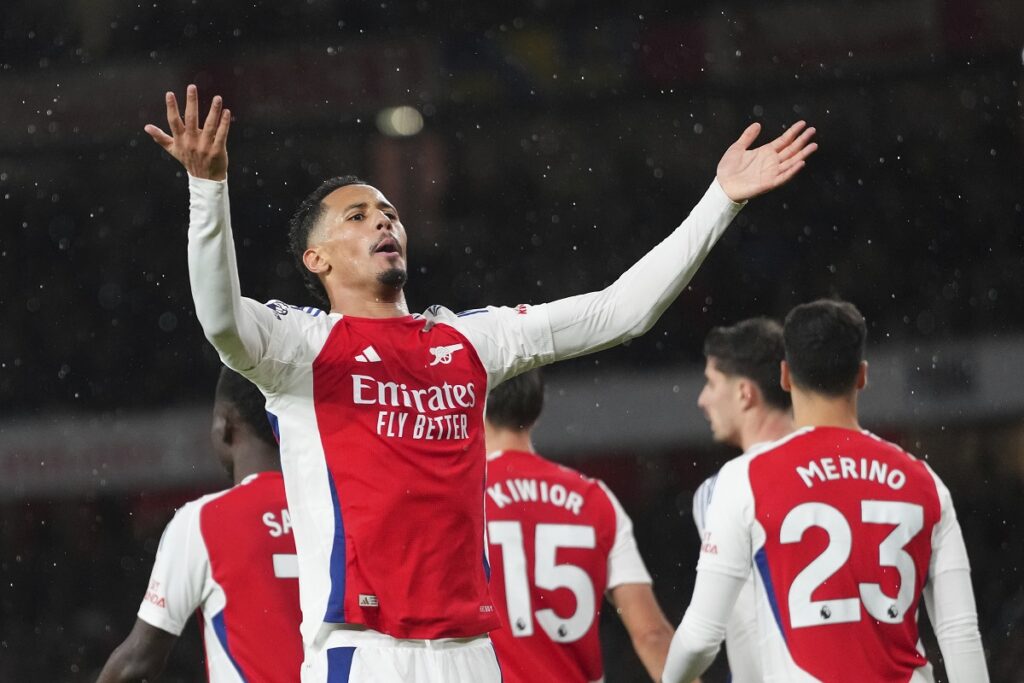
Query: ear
855 360 868 390
780 360 793 392
211 408 231 446
737 378 757 410
302 246 330 276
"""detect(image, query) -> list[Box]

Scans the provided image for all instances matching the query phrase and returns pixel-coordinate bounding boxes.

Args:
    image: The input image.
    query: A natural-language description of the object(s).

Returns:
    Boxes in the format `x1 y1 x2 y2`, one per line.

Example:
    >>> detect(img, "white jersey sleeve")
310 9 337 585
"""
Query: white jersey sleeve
542 180 742 363
693 471 762 682
692 474 717 538
439 305 557 389
695 456 756 580
597 481 653 589
663 457 756 683
188 176 322 391
662 571 748 683
447 180 743 387
136 499 212 636
922 465 989 683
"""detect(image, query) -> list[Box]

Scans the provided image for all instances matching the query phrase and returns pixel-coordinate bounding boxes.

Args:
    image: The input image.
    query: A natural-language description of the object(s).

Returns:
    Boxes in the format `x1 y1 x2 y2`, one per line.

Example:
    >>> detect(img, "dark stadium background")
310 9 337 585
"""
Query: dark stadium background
1 0 1022 680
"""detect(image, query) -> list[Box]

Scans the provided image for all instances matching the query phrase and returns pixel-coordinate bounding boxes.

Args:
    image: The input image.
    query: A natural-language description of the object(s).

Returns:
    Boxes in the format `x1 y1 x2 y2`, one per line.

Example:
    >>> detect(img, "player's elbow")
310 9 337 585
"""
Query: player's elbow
934 611 982 643
203 327 251 367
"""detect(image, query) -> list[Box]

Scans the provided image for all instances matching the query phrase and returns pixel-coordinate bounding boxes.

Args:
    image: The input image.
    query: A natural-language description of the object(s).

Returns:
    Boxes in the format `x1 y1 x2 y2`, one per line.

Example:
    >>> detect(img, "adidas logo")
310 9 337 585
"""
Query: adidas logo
355 346 381 363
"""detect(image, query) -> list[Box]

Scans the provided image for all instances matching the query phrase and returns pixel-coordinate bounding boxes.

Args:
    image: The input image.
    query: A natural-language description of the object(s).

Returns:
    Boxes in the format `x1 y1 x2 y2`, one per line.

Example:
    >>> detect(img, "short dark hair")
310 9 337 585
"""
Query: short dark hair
215 367 278 449
287 175 369 305
783 299 867 396
704 317 790 411
486 370 544 431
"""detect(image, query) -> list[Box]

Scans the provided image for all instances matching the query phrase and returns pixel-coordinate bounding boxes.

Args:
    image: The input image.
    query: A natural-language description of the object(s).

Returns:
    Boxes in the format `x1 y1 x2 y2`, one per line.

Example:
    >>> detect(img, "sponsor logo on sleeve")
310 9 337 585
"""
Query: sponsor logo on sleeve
265 299 325 320
144 580 167 608
700 532 719 555
266 300 290 319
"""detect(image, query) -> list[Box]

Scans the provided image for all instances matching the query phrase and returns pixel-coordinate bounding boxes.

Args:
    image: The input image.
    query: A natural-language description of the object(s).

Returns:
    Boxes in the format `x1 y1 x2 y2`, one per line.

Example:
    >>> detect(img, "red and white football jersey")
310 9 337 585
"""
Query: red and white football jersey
699 427 970 682
187 173 745 649
485 449 652 683
137 472 303 682
246 304 555 643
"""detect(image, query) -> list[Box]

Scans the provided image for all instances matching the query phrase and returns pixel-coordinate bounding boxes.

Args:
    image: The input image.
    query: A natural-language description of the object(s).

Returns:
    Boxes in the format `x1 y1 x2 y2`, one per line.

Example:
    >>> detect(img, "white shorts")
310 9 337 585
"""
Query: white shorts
300 626 502 683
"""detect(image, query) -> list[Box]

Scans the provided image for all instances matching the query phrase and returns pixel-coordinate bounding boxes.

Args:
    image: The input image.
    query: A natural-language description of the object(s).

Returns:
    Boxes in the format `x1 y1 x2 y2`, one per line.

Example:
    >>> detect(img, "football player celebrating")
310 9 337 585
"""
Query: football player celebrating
144 84 816 682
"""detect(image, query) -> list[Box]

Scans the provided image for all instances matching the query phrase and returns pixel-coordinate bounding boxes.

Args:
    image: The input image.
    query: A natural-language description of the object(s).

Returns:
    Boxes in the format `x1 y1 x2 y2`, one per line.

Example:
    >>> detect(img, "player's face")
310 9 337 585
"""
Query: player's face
311 184 408 292
697 358 743 448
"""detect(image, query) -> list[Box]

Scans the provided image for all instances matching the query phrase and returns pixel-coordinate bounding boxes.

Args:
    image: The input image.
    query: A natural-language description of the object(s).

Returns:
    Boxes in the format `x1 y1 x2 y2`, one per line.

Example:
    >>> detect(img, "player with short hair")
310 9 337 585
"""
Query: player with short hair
484 370 674 682
691 317 793 681
663 300 989 683
97 368 302 682
144 84 816 682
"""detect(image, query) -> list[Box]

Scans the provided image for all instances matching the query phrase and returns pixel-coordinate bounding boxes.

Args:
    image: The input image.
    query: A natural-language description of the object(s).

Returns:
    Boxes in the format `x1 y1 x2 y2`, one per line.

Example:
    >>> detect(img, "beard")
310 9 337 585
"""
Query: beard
377 267 408 290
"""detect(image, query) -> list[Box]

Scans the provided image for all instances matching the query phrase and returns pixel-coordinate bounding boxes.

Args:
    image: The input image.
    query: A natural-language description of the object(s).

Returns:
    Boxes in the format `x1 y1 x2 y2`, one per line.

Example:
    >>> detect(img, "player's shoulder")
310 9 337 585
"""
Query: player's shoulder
490 450 606 497
490 448 581 478
175 487 232 515
538 453 606 494
423 303 541 327
260 298 332 328
695 439 783 518
182 487 235 520
859 429 921 462
201 473 286 513
155 489 231 552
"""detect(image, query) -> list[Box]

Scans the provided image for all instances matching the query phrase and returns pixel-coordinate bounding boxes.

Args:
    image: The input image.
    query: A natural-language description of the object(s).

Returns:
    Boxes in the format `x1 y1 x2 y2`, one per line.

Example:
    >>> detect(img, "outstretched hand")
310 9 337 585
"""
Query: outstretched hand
716 121 817 202
144 84 231 181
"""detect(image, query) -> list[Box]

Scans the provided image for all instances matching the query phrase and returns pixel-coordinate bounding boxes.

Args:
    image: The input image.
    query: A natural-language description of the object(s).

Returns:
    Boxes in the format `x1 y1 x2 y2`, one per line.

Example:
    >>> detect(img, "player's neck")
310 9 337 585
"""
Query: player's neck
328 286 410 318
484 427 535 455
790 390 861 432
739 409 794 451
232 446 282 485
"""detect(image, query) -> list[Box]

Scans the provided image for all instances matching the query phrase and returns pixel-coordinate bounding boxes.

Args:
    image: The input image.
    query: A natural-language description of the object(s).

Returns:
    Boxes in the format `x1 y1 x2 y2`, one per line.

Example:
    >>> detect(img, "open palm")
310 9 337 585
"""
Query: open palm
717 121 817 202
144 84 231 181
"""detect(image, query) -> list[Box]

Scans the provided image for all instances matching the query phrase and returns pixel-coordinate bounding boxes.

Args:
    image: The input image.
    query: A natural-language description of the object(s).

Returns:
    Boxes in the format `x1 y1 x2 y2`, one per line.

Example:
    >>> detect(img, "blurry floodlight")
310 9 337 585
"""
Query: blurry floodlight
376 106 424 137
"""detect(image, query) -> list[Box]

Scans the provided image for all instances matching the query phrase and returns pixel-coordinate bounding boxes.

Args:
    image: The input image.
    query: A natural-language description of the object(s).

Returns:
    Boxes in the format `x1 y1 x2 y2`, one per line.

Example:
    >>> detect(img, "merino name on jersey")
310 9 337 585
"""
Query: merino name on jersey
486 478 586 515
795 455 907 490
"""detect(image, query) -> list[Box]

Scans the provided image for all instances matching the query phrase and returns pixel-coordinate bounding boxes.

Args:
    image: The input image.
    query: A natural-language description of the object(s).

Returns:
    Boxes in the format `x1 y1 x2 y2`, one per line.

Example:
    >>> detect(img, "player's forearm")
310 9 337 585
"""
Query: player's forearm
631 620 675 682
95 641 168 683
926 569 990 683
546 179 743 361
187 175 262 368
661 623 719 683
661 570 746 683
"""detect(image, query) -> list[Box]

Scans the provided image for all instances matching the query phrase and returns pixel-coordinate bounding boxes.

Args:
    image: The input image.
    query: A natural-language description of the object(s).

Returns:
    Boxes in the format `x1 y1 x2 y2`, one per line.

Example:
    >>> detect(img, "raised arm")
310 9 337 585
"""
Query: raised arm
145 85 277 376
545 122 816 361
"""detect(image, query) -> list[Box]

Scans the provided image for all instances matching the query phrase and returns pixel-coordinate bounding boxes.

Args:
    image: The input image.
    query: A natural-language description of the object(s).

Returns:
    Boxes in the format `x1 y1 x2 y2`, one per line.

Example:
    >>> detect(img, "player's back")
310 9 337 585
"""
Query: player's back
485 450 621 683
743 427 942 682
197 472 303 682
